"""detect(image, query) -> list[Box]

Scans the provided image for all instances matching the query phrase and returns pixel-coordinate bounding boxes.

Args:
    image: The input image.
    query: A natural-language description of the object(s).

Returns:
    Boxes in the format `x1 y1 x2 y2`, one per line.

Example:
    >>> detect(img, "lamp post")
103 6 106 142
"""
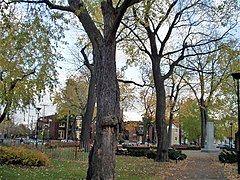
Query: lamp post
48 118 52 141
35 107 41 148
231 72 240 174
147 120 151 146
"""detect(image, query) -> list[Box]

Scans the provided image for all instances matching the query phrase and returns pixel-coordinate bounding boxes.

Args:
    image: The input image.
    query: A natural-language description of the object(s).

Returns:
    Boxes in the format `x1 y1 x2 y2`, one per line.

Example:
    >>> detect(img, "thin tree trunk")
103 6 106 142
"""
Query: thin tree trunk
168 111 174 147
200 96 207 147
80 69 96 152
200 104 208 148
0 110 8 124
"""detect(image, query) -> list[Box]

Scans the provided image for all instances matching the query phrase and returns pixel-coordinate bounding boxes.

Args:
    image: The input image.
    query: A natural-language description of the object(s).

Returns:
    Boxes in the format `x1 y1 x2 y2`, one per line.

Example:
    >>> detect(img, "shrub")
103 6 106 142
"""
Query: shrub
0 146 49 166
146 150 156 159
146 149 187 160
128 149 147 157
116 149 129 156
168 149 187 160
219 149 237 163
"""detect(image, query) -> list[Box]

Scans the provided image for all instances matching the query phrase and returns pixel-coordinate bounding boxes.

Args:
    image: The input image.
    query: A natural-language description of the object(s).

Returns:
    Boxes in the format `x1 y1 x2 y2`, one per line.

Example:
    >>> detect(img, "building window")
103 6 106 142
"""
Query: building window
175 137 178 141
58 130 65 139
59 122 65 128
175 129 178 132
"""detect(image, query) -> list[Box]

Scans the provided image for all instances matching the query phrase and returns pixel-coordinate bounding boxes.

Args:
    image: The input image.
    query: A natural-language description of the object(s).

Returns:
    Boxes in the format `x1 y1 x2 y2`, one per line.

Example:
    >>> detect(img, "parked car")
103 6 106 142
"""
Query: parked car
61 139 74 143
217 144 234 149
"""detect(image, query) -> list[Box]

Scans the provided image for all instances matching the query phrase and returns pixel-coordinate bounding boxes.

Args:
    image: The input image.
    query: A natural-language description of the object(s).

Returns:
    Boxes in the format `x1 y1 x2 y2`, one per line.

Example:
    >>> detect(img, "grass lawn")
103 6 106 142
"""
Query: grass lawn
0 154 180 180
0 159 88 180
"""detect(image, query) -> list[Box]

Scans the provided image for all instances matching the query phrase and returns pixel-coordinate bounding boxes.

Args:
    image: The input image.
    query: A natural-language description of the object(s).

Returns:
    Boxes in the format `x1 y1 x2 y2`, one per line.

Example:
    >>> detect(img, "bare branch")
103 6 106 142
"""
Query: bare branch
118 78 153 88
80 46 94 72
155 0 178 33
110 0 142 40
10 0 74 12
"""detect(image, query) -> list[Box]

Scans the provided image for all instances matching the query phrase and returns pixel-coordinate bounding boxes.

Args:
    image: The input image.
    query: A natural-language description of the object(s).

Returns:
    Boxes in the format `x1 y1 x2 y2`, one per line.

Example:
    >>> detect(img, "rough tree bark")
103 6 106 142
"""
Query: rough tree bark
153 64 169 162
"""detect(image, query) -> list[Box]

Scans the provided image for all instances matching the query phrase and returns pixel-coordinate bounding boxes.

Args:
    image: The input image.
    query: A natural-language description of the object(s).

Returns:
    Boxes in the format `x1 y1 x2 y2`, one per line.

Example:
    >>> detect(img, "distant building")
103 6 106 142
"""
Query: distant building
123 120 180 145
123 121 145 143
37 114 82 141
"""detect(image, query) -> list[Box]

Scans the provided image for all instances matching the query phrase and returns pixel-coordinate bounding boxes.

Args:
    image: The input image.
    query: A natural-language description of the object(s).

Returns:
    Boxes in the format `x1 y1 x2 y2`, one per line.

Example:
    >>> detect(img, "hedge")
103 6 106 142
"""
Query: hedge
0 146 49 166
219 149 237 164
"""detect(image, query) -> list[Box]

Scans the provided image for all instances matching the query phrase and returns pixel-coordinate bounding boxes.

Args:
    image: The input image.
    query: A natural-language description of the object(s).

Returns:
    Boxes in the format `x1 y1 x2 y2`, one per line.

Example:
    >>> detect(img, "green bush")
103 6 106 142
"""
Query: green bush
146 150 156 159
128 149 147 157
146 149 187 160
219 149 237 163
0 146 49 166
168 149 187 160
116 149 129 156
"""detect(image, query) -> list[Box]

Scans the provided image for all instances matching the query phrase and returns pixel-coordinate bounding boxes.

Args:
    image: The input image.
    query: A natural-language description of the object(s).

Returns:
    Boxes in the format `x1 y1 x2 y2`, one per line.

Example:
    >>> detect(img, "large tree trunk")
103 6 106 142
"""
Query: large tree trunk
86 3 121 177
87 41 120 179
80 69 96 152
153 62 169 162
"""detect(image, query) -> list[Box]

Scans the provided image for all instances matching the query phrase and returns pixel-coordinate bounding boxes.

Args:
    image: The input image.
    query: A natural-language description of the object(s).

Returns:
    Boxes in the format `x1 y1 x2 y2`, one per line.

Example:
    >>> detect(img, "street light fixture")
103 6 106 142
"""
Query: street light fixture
231 72 240 174
35 107 41 148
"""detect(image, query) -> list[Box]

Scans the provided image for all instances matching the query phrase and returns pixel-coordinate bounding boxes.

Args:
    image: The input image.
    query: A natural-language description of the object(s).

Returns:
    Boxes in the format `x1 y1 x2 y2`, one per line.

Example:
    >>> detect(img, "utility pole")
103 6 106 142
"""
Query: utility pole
66 110 70 142
40 104 48 121
40 104 48 145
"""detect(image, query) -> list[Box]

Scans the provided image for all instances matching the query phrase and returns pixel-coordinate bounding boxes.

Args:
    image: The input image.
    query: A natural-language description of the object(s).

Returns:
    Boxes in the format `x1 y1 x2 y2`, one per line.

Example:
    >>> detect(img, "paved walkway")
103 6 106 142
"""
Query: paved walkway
165 150 226 180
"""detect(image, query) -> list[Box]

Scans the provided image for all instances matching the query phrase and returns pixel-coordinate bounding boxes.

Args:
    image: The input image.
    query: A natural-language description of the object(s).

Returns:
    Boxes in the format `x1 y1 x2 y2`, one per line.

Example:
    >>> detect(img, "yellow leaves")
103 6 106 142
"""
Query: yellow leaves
54 75 89 117
0 5 60 114
75 10 82 16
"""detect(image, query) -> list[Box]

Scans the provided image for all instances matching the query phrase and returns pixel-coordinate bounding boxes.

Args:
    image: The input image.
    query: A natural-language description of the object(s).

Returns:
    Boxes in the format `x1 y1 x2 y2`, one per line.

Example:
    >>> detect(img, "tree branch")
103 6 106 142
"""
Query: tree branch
118 78 153 88
80 46 94 73
10 0 74 12
112 0 142 38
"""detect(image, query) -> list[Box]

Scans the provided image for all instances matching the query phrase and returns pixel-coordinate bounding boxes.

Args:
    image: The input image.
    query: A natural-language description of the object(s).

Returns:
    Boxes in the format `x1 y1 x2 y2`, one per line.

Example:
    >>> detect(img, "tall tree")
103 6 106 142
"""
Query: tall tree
79 47 96 152
70 44 96 152
140 86 155 143
120 0 237 161
53 75 88 116
180 98 201 144
0 3 61 123
181 42 240 147
166 72 186 147
8 1 142 179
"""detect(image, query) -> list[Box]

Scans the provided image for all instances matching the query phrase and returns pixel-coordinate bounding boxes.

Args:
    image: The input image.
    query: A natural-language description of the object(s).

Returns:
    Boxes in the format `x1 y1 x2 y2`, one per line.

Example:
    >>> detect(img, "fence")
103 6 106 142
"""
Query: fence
43 146 89 161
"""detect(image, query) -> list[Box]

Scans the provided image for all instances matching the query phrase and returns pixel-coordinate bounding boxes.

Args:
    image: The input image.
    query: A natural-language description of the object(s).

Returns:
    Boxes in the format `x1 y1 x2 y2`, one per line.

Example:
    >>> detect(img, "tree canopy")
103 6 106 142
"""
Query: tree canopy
0 4 63 123
180 98 201 144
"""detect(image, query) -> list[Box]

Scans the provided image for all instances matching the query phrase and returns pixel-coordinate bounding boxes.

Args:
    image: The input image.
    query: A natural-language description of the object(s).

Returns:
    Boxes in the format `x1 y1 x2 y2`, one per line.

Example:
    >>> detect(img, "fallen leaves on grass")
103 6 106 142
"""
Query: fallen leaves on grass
224 163 240 180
